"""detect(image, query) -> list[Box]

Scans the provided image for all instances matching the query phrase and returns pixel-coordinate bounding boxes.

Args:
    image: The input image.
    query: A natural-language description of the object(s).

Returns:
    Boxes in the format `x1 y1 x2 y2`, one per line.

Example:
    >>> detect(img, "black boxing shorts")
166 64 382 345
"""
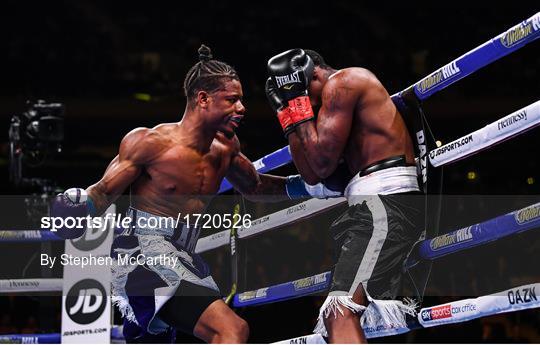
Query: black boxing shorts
329 192 424 299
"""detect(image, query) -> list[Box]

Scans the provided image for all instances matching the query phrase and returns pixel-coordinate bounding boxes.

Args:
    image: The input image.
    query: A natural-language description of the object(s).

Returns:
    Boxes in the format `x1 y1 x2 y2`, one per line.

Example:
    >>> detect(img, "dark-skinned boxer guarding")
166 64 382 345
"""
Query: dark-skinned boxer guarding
265 49 424 343
49 45 342 344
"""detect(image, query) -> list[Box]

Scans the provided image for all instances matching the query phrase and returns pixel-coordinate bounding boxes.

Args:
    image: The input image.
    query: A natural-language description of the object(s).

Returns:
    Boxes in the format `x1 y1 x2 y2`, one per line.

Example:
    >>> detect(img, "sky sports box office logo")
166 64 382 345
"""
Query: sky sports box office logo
421 302 477 322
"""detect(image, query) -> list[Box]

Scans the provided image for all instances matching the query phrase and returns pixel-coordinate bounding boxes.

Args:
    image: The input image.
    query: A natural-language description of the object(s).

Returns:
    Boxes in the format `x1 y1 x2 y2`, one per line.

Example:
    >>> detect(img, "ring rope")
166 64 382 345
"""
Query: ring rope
195 228 231 253
195 196 540 258
0 278 62 293
405 12 539 101
0 230 63 242
273 282 540 343
430 100 540 167
198 99 540 253
226 201 540 307
416 202 540 261
0 13 538 343
218 12 540 193
0 326 124 344
2 282 538 343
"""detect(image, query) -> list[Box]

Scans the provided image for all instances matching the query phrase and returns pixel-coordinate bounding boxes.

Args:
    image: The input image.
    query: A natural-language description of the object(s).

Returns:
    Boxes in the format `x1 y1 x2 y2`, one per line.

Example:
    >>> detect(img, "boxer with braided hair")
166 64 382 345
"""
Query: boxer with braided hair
183 44 239 101
50 45 293 343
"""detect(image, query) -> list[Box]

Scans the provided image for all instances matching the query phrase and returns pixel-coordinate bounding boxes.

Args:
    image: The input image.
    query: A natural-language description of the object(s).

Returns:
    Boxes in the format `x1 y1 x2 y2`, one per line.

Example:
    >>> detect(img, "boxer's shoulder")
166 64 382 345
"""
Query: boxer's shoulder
125 127 169 147
119 126 171 161
324 68 384 102
214 132 240 155
329 68 377 85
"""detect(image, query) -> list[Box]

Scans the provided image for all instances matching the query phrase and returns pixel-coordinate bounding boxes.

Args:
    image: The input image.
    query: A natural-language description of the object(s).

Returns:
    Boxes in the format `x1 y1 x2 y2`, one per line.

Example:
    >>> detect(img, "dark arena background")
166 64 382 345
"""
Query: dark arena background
1 2 539 344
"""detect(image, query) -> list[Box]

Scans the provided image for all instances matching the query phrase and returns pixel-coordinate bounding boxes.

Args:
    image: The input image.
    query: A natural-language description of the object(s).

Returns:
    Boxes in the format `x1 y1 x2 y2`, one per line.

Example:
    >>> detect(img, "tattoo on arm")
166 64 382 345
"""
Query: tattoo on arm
326 86 353 113
293 84 354 177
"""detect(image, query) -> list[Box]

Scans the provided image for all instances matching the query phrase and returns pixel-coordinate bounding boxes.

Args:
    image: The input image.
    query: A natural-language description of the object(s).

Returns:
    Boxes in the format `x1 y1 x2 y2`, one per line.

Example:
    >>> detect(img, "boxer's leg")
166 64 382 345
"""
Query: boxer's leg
158 280 249 343
123 318 176 344
316 194 422 343
193 299 249 343
314 199 377 343
323 287 368 344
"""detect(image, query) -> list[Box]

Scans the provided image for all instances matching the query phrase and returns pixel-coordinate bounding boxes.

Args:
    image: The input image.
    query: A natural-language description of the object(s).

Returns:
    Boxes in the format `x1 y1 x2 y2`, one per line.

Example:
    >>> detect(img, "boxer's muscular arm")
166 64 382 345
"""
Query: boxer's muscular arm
294 76 356 178
86 128 159 215
226 138 289 202
287 133 321 185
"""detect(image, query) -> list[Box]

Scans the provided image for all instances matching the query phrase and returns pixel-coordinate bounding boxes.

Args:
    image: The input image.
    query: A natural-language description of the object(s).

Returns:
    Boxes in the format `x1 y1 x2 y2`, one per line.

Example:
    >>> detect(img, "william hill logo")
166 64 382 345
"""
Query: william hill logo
238 288 268 302
415 61 460 94
515 204 540 224
430 227 472 251
500 18 538 48
293 273 327 290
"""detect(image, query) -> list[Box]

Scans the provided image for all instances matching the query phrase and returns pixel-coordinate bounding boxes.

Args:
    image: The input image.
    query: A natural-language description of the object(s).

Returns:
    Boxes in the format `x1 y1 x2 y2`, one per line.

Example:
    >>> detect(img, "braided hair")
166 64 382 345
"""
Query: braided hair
183 45 239 103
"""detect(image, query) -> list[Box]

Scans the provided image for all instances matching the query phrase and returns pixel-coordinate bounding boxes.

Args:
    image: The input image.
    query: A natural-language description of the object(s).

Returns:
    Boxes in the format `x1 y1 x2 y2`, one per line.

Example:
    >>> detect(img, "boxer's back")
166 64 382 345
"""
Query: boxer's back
333 68 415 174
130 123 236 217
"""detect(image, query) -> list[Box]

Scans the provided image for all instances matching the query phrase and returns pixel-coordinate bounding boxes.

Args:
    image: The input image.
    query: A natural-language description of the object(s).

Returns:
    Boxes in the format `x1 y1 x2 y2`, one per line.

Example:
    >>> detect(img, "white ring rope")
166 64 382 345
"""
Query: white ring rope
195 100 540 253
2 14 538 344
429 100 540 166
237 198 345 239
274 282 540 343
0 278 62 293
195 229 231 254
195 198 345 253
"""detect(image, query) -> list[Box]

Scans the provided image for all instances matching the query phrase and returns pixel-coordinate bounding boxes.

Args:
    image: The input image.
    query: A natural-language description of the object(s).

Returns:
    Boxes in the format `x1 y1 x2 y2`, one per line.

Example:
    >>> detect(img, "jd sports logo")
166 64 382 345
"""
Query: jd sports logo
70 225 109 251
65 279 106 324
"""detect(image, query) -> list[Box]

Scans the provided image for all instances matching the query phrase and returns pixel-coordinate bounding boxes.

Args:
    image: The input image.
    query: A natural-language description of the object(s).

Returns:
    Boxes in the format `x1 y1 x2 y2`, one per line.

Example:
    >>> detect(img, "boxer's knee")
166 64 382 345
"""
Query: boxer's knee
324 308 365 344
220 318 249 343
205 317 249 343
194 300 249 343
352 284 369 306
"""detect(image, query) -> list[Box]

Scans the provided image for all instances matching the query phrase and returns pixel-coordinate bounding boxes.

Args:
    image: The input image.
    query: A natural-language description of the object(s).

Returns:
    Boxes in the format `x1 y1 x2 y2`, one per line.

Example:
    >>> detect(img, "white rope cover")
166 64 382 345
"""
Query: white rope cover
429 100 540 166
0 278 63 293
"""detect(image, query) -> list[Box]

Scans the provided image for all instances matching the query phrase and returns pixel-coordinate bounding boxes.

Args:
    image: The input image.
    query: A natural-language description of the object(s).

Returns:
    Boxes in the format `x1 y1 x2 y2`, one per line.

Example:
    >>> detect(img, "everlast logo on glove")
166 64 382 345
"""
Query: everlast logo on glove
275 71 301 88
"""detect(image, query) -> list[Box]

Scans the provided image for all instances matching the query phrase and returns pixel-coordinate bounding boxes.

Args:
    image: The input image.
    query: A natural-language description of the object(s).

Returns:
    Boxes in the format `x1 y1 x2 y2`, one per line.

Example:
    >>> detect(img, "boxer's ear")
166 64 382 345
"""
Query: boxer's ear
197 90 210 108
312 66 321 81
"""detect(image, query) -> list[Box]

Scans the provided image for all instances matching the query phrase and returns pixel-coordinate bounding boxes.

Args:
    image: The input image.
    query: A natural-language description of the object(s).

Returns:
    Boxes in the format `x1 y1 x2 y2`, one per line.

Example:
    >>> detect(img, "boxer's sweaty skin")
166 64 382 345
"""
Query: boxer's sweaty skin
288 65 417 344
86 79 286 217
289 67 415 183
82 57 272 343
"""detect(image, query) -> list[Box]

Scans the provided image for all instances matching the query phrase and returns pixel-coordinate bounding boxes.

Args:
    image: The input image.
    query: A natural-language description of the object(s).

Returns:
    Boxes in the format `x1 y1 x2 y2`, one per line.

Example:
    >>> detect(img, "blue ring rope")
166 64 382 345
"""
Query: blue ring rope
218 13 540 193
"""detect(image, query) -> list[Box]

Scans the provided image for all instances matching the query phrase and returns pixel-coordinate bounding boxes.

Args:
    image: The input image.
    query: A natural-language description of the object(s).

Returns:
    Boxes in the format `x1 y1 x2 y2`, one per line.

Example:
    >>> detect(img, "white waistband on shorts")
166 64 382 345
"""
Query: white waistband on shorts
344 166 420 205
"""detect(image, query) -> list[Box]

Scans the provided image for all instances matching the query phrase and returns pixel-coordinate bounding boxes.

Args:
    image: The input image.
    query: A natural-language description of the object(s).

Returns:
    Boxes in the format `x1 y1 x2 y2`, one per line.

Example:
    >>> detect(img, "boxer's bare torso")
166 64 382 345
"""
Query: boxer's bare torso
291 67 415 182
86 79 285 217
124 124 239 216
334 68 415 173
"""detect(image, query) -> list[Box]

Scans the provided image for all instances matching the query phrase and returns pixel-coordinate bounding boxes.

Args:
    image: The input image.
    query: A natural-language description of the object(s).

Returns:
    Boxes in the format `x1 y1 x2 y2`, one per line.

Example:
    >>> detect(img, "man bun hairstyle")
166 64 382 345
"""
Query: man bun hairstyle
304 49 331 70
198 44 213 62
183 44 239 101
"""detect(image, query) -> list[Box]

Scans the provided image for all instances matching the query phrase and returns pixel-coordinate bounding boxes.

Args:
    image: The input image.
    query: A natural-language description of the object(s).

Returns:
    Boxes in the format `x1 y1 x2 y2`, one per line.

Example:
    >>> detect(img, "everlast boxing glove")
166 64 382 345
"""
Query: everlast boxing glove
49 188 96 239
265 77 294 136
267 49 315 132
